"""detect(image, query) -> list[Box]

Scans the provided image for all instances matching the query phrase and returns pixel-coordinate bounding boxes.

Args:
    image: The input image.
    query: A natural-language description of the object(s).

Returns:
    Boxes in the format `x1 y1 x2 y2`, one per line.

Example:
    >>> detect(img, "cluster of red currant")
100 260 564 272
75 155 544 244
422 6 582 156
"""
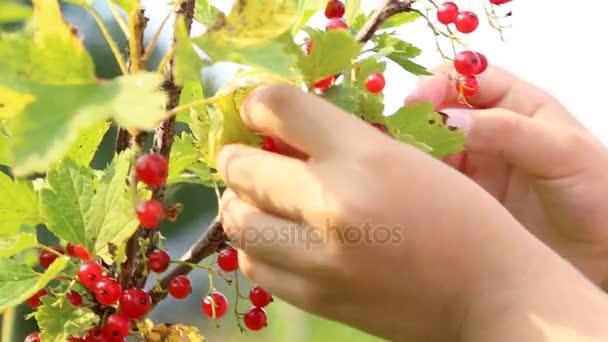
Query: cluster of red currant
134 153 169 229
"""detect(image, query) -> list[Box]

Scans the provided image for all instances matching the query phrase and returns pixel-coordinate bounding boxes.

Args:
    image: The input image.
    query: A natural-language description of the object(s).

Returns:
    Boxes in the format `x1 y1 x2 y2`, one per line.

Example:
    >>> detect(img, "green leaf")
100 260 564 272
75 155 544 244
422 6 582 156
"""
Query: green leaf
372 33 431 76
194 0 300 77
320 86 359 114
62 121 111 167
0 227 37 257
193 0 221 27
36 295 99 342
168 132 201 183
40 159 94 247
380 11 420 29
177 81 209 144
0 133 11 165
349 12 368 32
0 0 32 24
0 172 41 234
174 15 204 85
344 0 361 26
293 0 325 35
349 57 386 123
112 0 138 15
0 256 68 313
297 28 362 84
385 102 466 157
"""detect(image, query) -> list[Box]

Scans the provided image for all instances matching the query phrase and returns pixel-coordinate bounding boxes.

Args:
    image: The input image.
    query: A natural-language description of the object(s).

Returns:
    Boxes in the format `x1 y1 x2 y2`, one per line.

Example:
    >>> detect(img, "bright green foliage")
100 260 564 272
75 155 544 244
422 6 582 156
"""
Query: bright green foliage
62 121 111 167
0 129 10 165
0 172 41 234
36 295 100 342
297 28 362 84
381 11 420 29
0 255 68 313
372 33 431 76
348 57 386 124
321 86 359 114
194 0 300 77
0 227 37 257
0 0 32 24
344 0 361 26
385 102 466 157
167 132 207 185
112 0 139 16
194 0 221 27
177 81 209 143
174 15 204 85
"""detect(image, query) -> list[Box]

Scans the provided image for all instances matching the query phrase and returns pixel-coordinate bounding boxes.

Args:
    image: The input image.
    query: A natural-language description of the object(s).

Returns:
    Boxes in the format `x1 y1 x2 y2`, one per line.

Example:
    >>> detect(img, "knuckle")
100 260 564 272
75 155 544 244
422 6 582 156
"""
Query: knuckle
250 84 295 117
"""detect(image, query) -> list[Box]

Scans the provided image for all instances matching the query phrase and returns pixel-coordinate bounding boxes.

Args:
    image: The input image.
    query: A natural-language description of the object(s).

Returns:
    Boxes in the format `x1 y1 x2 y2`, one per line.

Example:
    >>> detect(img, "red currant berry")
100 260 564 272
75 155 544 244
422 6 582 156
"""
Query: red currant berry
135 153 168 188
27 288 49 308
243 307 268 331
454 50 484 75
78 261 104 289
314 75 335 91
456 74 480 97
261 136 282 154
168 275 192 300
39 246 64 269
85 328 106 342
325 18 348 31
371 122 388 134
119 288 152 319
324 0 345 19
365 72 385 93
201 291 228 318
67 291 83 306
67 243 90 260
436 2 459 25
302 40 312 55
136 200 164 229
24 332 41 342
147 249 170 273
249 286 273 308
217 246 239 272
66 243 76 256
102 313 130 339
67 338 86 342
475 52 488 74
94 277 122 306
455 11 479 33
490 0 511 4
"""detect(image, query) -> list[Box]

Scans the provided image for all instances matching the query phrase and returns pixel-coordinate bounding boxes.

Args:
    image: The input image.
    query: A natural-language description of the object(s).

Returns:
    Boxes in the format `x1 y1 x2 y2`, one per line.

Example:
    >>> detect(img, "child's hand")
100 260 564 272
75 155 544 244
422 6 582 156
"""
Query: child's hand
216 85 608 341
407 65 608 288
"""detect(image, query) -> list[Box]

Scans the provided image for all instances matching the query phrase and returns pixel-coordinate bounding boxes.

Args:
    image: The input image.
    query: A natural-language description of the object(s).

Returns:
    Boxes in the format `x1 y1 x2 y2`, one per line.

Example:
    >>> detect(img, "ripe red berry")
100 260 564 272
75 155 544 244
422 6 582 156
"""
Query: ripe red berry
365 72 386 93
94 277 122 306
371 122 388 134
302 40 312 55
85 327 106 342
261 136 282 154
325 18 348 31
201 291 228 319
27 288 49 308
24 332 41 342
249 286 273 308
314 75 334 91
324 0 345 19
147 249 170 273
217 246 239 272
78 261 104 289
67 243 91 260
243 307 268 331
67 338 86 342
476 52 488 74
454 50 485 75
456 74 480 97
436 2 459 25
39 246 64 269
102 313 130 339
455 11 479 33
135 153 168 188
67 291 83 306
168 275 192 300
136 200 165 229
490 0 512 4
120 288 152 319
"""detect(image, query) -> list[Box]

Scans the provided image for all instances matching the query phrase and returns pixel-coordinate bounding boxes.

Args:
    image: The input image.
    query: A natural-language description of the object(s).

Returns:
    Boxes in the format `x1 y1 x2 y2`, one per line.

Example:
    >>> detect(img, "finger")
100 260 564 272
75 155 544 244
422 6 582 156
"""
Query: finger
241 84 378 158
220 190 328 271
217 144 335 222
445 108 597 179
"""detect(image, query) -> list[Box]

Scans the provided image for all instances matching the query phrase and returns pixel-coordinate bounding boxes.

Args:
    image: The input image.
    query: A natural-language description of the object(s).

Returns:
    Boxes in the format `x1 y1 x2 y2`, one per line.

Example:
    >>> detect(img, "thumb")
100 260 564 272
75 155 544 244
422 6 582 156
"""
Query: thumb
444 108 594 180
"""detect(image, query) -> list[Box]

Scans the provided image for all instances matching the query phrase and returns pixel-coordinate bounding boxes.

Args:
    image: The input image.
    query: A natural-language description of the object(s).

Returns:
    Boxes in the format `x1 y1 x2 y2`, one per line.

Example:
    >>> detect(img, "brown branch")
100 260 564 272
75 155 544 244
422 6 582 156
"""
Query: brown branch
149 219 226 307
355 0 415 43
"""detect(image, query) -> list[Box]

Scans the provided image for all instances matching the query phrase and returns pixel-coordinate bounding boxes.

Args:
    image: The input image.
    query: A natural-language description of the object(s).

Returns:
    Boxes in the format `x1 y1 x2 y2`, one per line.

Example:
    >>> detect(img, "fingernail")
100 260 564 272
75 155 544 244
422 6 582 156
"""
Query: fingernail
404 76 447 110
444 109 472 136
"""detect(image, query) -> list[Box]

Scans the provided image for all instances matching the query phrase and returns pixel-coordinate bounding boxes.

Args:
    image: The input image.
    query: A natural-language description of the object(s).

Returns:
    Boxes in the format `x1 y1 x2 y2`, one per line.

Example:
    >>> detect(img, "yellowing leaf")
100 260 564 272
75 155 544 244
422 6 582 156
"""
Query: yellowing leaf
0 87 35 119
0 0 32 24
0 172 41 234
0 229 37 257
141 321 205 342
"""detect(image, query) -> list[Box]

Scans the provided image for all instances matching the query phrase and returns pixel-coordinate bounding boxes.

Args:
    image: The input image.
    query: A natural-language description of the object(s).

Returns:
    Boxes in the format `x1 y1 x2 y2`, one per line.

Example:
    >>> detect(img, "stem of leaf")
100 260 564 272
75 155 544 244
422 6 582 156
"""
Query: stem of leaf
169 95 220 115
107 0 131 39
84 5 128 74
142 0 187 63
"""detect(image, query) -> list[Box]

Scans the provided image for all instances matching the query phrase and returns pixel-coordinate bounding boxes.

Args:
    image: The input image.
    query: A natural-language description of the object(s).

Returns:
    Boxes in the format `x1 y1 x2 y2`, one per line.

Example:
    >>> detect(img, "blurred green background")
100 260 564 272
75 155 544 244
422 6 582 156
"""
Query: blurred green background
0 1 384 341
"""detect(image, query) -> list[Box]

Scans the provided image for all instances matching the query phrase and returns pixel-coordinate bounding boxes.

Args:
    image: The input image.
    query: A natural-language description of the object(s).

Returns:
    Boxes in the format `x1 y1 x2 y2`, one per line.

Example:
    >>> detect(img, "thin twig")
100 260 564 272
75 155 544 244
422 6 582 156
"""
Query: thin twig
355 0 414 43
107 0 130 39
142 0 187 63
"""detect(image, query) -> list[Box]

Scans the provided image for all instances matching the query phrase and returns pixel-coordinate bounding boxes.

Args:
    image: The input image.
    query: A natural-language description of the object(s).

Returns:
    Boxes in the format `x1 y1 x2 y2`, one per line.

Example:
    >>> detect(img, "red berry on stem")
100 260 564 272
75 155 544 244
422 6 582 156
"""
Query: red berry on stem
249 286 273 308
490 0 512 4
27 288 49 308
201 291 228 318
371 122 388 134
94 277 122 306
314 75 334 91
436 2 459 25
302 40 313 55
78 261 104 289
455 11 479 33
136 200 164 229
261 136 282 154
456 74 480 97
217 246 239 272
102 313 130 339
476 52 488 74
147 249 170 273
39 246 64 269
67 338 86 342
365 72 385 93
66 243 76 256
85 328 106 342
120 288 152 319
325 18 348 31
168 275 192 300
24 332 41 342
67 291 83 306
324 0 345 19
243 307 268 331
135 153 168 188
454 50 484 75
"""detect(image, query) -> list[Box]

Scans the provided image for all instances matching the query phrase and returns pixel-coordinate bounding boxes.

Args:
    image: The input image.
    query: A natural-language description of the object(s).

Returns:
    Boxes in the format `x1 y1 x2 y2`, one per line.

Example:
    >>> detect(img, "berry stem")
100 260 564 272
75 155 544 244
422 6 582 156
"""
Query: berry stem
36 244 64 258
233 271 247 332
